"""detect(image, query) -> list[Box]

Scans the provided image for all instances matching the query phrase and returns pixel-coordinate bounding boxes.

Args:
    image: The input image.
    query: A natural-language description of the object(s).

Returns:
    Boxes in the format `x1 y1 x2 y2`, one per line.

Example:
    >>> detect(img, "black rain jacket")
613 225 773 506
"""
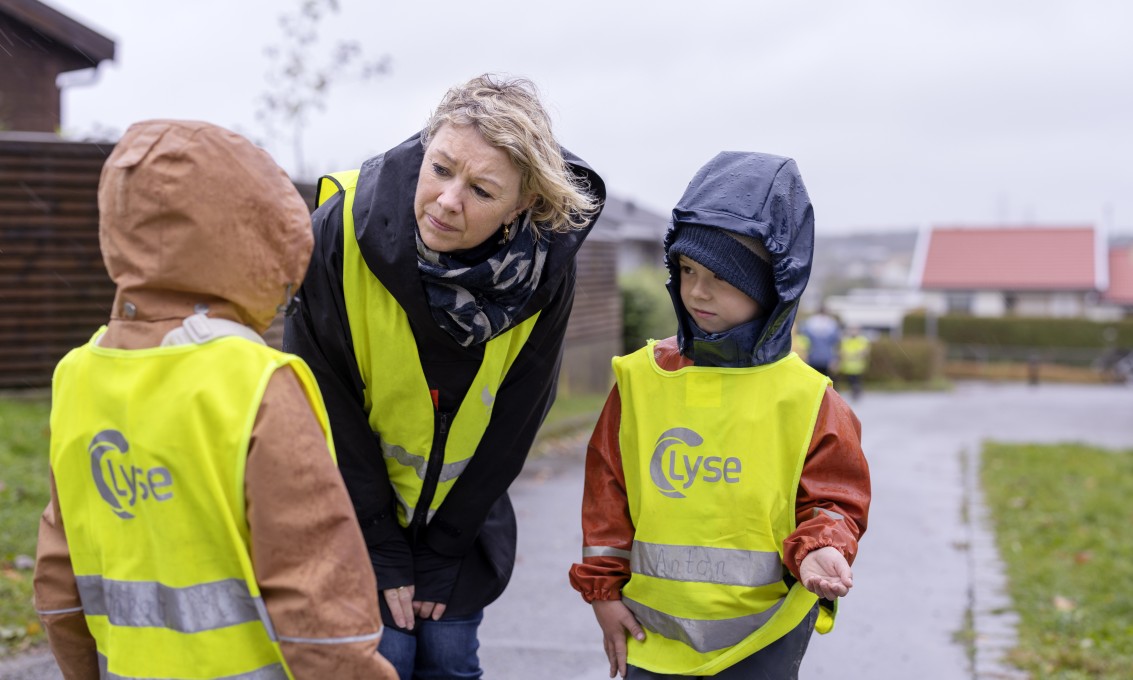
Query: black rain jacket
284 133 605 623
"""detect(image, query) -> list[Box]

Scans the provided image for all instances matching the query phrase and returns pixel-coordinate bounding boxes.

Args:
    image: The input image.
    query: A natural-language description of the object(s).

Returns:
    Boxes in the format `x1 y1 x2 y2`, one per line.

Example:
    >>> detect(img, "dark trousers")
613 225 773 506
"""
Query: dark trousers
626 604 818 680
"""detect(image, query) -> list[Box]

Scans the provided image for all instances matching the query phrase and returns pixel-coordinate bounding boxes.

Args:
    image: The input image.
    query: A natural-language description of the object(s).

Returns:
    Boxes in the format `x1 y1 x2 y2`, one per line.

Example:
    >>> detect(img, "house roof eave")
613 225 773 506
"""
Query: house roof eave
0 0 115 66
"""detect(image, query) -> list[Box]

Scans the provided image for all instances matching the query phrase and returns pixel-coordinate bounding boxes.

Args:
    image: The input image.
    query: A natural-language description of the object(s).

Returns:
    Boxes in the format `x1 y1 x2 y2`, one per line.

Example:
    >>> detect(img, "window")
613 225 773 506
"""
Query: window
945 292 973 315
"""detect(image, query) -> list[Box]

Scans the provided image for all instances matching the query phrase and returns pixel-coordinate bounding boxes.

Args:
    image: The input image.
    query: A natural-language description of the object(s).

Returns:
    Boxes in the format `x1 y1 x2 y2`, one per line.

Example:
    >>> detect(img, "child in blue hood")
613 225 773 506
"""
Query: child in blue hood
570 152 871 678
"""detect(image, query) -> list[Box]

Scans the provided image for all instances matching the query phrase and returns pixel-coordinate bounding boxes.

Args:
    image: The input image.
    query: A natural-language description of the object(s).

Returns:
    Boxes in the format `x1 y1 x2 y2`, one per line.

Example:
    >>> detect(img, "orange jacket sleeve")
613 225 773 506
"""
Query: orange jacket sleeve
782 386 870 579
568 384 633 602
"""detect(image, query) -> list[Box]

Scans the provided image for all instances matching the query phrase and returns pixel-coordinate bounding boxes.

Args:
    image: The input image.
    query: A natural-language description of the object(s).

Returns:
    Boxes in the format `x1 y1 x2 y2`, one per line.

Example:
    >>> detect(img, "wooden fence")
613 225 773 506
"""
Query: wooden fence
0 135 620 393
0 134 113 389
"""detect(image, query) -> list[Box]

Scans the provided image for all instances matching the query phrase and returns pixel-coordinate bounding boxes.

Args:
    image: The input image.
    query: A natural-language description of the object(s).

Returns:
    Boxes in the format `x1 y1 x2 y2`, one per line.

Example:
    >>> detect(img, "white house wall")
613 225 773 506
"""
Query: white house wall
1049 292 1083 317
923 292 948 316
972 291 1006 317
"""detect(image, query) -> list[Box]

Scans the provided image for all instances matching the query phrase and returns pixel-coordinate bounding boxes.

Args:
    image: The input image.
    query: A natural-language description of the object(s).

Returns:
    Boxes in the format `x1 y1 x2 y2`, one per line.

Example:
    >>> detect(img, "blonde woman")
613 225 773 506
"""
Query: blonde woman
285 74 605 678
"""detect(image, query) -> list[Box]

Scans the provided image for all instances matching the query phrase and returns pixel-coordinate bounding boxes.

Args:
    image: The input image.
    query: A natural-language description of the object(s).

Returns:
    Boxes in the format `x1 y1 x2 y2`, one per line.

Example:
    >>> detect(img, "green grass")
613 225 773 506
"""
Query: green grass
544 392 607 427
982 442 1133 678
534 392 607 446
0 396 51 655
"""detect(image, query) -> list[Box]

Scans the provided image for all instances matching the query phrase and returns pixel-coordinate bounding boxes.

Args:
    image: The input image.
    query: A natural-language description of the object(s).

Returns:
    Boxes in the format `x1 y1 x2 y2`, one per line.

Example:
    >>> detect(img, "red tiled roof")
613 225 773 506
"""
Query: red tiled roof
919 226 1097 291
1105 245 1133 304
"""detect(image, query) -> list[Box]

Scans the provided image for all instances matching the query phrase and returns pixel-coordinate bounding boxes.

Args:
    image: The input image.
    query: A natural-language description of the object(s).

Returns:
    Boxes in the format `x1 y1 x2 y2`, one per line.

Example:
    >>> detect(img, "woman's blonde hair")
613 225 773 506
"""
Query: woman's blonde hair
422 74 600 235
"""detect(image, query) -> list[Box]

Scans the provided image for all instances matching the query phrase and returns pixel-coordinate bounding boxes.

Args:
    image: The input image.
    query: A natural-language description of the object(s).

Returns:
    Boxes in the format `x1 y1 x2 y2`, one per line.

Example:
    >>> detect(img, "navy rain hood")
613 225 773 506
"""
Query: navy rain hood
664 151 815 366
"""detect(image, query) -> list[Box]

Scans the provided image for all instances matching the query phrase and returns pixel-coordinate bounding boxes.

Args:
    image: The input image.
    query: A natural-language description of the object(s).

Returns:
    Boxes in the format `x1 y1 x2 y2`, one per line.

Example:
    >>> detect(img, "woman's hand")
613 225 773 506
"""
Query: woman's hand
410 542 459 621
592 599 645 679
414 599 447 621
382 585 416 630
799 546 854 600
380 581 450 627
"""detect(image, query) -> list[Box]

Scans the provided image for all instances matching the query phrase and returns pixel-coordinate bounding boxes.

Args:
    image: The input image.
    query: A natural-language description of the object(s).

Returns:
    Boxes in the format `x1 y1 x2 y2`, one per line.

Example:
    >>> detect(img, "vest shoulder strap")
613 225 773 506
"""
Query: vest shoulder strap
160 313 265 347
316 169 361 207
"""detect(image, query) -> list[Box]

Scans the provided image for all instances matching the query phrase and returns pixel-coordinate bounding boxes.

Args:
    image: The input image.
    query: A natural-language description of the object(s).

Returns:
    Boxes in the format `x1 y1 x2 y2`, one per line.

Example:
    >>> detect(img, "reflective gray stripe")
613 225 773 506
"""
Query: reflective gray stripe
76 575 264 633
390 485 436 525
36 606 84 615
630 541 783 587
622 595 783 653
582 546 632 560
381 441 470 482
278 626 383 645
99 652 288 680
813 507 844 521
252 592 278 641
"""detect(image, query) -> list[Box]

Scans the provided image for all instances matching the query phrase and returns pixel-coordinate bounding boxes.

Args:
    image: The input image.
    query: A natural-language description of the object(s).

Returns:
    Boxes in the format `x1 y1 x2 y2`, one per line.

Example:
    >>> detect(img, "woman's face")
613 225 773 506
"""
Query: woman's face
414 123 533 253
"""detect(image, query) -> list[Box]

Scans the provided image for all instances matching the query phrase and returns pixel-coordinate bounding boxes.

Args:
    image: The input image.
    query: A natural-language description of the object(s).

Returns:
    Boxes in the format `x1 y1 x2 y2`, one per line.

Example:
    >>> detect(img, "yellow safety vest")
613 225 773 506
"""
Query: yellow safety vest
319 171 539 527
840 336 870 376
613 342 831 676
50 329 335 679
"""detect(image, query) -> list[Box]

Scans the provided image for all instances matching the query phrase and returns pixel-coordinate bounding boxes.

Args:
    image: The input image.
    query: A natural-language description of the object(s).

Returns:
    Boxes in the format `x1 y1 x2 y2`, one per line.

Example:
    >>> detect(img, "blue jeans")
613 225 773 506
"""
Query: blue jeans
378 610 484 680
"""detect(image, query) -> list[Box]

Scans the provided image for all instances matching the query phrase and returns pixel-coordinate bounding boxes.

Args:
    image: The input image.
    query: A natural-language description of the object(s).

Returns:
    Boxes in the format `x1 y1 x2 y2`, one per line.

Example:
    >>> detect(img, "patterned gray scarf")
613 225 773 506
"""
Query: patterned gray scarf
416 212 548 347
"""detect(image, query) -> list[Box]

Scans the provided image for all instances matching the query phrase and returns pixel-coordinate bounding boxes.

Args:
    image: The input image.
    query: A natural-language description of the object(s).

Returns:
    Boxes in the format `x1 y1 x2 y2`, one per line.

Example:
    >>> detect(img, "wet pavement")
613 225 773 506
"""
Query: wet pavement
5 382 1132 679
482 382 1132 680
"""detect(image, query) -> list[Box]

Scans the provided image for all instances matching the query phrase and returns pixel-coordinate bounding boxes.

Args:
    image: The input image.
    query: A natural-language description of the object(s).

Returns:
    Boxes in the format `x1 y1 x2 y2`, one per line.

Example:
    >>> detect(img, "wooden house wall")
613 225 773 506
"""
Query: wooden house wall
0 135 113 388
0 10 72 132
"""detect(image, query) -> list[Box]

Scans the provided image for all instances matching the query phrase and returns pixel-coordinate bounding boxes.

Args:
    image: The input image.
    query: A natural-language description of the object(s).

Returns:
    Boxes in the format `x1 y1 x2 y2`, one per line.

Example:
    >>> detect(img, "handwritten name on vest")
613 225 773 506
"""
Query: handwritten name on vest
639 545 731 583
89 430 174 520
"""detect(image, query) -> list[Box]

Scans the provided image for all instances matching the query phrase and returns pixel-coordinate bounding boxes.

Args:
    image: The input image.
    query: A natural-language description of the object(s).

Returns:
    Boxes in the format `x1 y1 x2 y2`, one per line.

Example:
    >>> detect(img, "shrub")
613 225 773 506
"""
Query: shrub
864 336 946 384
620 267 676 354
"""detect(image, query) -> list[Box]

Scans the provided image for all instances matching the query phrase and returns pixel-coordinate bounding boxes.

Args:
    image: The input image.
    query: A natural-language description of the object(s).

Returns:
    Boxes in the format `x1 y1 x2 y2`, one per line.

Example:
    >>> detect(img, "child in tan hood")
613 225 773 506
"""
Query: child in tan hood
34 120 397 679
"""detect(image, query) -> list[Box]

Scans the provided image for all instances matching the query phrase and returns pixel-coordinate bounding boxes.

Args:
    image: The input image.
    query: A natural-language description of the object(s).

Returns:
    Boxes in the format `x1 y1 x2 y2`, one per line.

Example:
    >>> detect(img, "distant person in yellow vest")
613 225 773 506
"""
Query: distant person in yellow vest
792 324 810 364
33 120 396 679
570 152 870 679
839 326 871 400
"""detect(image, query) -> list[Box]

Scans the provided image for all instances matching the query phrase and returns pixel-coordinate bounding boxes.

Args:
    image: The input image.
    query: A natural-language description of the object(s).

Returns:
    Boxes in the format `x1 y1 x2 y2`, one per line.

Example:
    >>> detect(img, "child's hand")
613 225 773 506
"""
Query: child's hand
592 599 645 679
799 546 854 600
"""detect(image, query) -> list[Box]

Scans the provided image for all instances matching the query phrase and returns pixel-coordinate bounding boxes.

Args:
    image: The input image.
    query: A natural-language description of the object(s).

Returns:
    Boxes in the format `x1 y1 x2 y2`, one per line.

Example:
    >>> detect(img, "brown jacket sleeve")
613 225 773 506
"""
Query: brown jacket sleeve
569 339 871 599
34 474 99 680
247 366 397 679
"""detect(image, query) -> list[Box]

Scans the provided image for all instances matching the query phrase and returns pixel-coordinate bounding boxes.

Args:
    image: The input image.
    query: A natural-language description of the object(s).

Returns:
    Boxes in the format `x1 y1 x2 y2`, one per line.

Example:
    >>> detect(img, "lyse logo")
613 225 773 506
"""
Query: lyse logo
649 427 742 499
89 430 174 520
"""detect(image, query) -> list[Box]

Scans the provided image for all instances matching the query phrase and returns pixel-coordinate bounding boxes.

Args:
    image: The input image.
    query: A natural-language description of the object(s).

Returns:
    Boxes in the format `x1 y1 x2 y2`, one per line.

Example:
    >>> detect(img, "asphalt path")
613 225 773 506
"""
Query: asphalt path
6 382 1132 679
481 381 1133 680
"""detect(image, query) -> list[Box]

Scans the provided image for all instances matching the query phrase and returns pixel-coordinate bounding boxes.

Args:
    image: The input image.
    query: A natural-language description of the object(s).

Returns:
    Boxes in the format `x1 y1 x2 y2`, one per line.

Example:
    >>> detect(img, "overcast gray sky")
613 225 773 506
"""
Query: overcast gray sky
46 0 1133 235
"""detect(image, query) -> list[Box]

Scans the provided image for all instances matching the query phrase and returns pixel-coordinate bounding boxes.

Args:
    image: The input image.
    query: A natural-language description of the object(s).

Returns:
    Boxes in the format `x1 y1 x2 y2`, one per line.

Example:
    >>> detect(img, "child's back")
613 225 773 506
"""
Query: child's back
34 120 397 679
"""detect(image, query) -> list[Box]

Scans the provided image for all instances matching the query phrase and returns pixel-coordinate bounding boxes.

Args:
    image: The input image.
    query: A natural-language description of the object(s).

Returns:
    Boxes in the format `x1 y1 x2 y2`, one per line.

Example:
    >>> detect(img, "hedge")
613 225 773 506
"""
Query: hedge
863 336 946 384
902 313 1133 349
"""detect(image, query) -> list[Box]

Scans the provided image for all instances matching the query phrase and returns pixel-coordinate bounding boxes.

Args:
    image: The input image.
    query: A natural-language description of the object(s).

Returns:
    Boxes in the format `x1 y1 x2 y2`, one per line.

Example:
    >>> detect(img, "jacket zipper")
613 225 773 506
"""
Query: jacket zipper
410 411 449 537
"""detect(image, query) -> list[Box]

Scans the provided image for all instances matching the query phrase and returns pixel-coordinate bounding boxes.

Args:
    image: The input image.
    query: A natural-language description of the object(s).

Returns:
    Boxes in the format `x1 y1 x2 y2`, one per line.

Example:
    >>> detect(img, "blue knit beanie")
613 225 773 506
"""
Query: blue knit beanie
668 225 778 312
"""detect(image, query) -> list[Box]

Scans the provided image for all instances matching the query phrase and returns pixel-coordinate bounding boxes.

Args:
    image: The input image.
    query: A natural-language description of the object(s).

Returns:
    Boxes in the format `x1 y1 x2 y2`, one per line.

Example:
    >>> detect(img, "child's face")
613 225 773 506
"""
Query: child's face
677 256 763 334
